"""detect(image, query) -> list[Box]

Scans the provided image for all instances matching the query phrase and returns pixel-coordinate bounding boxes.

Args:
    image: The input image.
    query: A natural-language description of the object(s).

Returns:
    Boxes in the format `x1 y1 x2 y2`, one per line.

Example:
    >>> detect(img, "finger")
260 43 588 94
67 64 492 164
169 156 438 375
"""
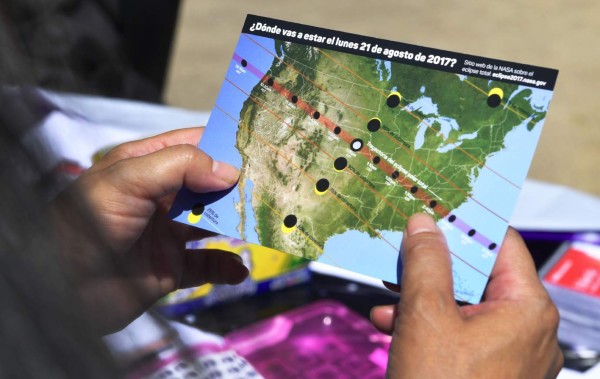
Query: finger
108 144 239 201
400 213 458 316
163 218 218 243
180 249 249 288
370 304 396 334
155 193 180 214
483 227 546 301
184 225 218 242
90 127 204 172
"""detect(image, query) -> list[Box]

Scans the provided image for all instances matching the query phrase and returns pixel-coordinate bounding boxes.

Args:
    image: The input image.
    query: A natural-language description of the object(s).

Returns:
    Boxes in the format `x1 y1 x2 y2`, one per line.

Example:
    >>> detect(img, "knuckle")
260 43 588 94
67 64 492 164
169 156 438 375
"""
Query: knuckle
543 299 560 330
525 296 560 338
176 144 207 163
105 142 135 161
404 290 449 318
405 233 446 254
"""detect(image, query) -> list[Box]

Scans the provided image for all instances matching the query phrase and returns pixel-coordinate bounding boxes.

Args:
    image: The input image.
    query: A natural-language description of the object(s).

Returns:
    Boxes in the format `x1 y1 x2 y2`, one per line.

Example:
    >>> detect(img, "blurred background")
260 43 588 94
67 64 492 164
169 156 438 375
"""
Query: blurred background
4 2 599 376
165 1 600 197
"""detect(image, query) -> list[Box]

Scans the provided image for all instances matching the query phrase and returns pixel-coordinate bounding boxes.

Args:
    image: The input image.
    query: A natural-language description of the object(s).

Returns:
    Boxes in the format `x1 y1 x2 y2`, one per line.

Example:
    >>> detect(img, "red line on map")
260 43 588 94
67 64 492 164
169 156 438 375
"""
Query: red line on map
264 75 451 217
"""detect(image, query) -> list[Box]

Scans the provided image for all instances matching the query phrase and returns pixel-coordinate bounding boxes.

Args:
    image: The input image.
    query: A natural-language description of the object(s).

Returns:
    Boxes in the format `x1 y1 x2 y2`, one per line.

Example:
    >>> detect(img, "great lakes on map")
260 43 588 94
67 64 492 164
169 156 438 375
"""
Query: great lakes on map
171 15 557 303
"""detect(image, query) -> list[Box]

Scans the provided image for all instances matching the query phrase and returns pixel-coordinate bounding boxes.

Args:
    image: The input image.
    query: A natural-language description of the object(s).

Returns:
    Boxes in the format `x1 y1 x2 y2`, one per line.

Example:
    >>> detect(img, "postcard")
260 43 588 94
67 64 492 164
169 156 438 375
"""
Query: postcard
170 14 558 303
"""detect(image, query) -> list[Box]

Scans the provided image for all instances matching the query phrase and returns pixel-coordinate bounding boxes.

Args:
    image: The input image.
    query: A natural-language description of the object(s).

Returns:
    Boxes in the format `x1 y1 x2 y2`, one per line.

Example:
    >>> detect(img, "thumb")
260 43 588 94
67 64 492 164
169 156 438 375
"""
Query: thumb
400 213 458 316
107 144 239 202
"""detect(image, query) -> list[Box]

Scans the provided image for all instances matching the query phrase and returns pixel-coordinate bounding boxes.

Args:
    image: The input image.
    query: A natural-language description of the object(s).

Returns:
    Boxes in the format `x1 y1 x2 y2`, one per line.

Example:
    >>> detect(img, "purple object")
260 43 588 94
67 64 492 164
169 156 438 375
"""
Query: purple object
520 230 600 245
225 300 391 378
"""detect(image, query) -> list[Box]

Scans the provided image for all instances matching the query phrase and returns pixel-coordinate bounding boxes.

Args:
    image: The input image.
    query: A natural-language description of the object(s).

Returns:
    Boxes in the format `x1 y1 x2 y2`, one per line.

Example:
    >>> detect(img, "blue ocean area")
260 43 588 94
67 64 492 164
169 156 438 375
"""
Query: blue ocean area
506 85 552 112
320 229 402 284
463 87 552 219
242 180 259 243
189 34 277 241
460 114 545 222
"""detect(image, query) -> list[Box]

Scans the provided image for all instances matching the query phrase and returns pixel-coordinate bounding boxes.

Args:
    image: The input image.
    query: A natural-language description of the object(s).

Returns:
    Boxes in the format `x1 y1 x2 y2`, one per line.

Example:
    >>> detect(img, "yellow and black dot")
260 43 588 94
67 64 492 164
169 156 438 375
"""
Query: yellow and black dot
187 203 205 224
281 214 298 234
367 117 382 132
314 178 330 195
487 88 504 108
333 157 348 172
386 91 402 108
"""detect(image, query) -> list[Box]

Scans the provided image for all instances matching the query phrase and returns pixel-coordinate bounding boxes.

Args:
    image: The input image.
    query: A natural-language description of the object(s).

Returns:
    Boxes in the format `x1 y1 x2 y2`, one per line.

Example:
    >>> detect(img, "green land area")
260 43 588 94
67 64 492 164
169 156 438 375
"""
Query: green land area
235 40 546 260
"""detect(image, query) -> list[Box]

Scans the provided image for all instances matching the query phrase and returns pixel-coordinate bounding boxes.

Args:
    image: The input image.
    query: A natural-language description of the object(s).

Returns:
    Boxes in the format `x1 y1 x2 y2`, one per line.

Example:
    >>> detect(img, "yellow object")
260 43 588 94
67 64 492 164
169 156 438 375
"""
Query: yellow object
187 212 202 224
488 87 504 99
387 91 402 102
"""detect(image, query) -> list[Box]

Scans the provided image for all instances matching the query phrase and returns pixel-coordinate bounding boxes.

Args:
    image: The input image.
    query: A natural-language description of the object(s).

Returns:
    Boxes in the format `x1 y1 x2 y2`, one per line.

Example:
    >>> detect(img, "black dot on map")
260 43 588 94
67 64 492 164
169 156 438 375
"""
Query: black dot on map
284 214 297 228
487 94 501 108
334 157 348 171
315 178 330 193
350 139 363 152
281 214 298 234
468 229 476 237
372 156 381 164
191 203 205 216
333 126 341 134
391 171 399 179
367 118 382 132
448 214 456 222
429 200 437 208
410 186 418 194
241 59 248 67
291 95 298 103
489 243 497 250
386 92 402 108
313 111 320 120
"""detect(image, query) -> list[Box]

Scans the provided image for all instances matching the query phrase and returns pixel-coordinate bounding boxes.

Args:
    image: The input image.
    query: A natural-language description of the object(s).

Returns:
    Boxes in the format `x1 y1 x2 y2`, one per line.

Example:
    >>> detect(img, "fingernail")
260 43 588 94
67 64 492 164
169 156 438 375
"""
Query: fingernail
372 305 395 318
406 213 437 236
212 160 240 186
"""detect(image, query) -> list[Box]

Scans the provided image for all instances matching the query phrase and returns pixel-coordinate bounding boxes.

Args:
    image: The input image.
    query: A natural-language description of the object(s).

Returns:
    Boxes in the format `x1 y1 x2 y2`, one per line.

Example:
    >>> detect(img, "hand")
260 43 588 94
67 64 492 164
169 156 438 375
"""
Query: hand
53 128 248 333
370 214 563 378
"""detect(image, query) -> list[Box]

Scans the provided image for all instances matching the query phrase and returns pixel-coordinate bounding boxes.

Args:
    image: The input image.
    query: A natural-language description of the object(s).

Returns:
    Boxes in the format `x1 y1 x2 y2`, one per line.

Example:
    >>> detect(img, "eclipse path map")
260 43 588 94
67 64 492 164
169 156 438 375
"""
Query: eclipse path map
170 15 558 303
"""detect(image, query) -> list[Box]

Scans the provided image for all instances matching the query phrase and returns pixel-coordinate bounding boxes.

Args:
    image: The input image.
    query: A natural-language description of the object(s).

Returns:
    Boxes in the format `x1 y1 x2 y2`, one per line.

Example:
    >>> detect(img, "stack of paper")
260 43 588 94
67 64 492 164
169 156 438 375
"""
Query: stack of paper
541 241 600 351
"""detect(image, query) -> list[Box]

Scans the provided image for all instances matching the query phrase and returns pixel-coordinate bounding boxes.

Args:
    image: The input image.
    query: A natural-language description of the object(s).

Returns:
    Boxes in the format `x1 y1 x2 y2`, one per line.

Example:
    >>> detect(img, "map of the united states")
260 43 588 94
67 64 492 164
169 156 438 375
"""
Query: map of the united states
235 37 546 260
